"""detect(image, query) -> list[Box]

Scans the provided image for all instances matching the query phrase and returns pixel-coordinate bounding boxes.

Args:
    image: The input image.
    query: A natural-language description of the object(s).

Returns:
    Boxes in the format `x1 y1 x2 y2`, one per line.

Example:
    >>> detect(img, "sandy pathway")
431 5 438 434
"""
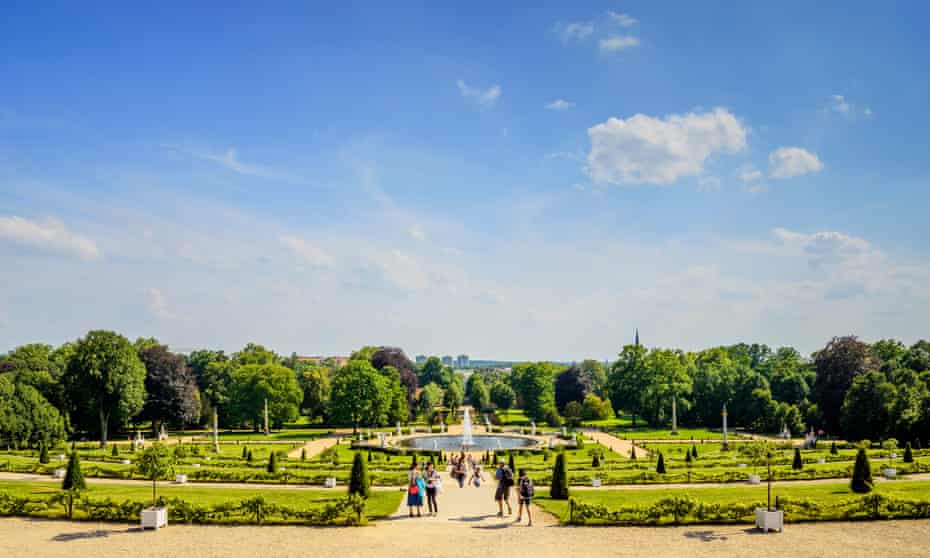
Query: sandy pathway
3 516 930 557
585 429 650 458
286 436 342 460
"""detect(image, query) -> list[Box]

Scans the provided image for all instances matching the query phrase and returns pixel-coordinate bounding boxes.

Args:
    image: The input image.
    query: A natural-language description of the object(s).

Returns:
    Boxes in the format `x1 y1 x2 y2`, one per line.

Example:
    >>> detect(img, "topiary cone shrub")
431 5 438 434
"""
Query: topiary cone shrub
793 448 803 470
685 450 692 464
349 451 371 498
111 444 119 457
691 445 698 459
508 454 515 472
267 451 278 473
903 442 914 463
592 454 600 467
247 449 254 462
851 448 873 493
550 452 569 500
830 441 838 455
242 446 248 459
39 442 50 464
301 448 307 461
61 451 86 519
368 450 372 463
630 446 637 460
656 451 666 474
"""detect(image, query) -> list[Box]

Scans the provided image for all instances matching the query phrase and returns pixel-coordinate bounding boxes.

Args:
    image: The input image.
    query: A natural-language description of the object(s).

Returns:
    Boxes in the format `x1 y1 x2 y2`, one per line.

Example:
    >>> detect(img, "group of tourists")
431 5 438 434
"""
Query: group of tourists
406 451 534 526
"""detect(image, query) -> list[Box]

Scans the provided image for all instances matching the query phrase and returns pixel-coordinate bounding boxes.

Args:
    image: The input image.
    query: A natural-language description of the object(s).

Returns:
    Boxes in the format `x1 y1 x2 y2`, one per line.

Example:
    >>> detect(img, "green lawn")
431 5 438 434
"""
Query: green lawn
494 409 531 425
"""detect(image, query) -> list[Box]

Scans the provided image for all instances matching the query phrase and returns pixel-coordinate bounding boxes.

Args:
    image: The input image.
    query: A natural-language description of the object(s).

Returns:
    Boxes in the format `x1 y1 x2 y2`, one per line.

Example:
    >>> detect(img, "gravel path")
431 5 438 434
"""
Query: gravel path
3 516 929 557
585 429 650 458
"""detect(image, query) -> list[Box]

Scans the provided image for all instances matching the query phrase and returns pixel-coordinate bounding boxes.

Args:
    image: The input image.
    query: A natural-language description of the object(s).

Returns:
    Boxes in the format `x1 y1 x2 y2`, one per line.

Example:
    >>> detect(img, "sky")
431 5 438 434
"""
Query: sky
1 1 929 361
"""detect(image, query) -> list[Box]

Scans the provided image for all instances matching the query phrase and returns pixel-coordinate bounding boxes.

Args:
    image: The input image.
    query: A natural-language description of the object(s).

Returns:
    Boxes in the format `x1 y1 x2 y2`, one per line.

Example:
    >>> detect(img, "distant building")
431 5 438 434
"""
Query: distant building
415 355 427 364
455 354 470 368
441 355 453 366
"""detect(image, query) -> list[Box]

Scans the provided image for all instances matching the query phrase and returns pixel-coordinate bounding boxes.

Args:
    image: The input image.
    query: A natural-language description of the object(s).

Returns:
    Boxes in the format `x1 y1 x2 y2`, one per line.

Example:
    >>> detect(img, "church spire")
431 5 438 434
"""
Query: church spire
634 328 640 347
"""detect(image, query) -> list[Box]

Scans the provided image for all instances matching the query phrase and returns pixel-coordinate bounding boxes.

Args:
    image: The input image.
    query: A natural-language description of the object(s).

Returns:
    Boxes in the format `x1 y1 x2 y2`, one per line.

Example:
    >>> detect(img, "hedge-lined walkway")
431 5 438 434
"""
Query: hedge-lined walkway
3 515 930 557
585 429 650 459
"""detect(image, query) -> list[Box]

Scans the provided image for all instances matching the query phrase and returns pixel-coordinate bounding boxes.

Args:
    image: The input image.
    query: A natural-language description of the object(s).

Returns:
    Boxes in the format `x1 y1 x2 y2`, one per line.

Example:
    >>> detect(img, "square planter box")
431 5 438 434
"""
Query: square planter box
817 458 826 464
591 478 602 488
324 477 337 488
53 468 66 479
748 474 761 485
192 463 201 468
884 468 897 479
121 459 131 465
175 474 188 484
140 507 168 530
755 508 784 532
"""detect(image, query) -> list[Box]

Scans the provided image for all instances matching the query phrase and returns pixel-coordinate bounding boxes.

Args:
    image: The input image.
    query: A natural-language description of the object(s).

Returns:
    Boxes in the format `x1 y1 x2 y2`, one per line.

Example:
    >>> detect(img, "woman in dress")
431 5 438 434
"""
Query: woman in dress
407 464 426 517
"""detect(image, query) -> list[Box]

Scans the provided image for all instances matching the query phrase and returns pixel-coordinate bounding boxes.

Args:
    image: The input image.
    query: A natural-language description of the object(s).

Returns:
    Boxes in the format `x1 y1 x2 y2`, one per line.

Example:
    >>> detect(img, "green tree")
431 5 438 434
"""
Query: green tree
814 336 877 434
329 360 390 433
138 345 201 431
555 365 592 413
61 451 86 518
62 330 147 447
233 343 280 366
0 376 67 448
267 451 278 473
550 452 569 499
580 359 608 397
467 374 491 411
606 344 649 426
792 448 803 470
489 382 515 410
229 364 303 430
418 382 443 420
511 362 558 423
581 393 614 421
443 379 464 414
419 357 447 387
656 451 666 474
349 451 371 498
903 442 914 463
563 401 583 427
297 364 331 421
136 443 175 507
850 448 873 493
840 371 897 441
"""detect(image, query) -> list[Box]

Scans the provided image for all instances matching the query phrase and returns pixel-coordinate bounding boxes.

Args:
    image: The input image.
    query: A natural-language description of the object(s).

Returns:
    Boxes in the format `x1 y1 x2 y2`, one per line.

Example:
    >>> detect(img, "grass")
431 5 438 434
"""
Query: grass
0 480 402 520
536 480 930 523
494 409 531 425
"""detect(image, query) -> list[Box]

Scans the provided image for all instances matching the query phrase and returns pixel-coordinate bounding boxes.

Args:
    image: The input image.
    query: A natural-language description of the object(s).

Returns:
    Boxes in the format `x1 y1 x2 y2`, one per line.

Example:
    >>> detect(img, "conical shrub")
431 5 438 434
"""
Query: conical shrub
656 451 666 474
62 451 86 491
691 445 698 458
508 454 515 472
301 448 307 461
903 442 914 463
111 444 119 457
851 448 873 493
550 452 569 499
39 442 49 464
349 451 371 498
830 441 838 455
267 451 277 473
592 454 600 467
792 448 803 470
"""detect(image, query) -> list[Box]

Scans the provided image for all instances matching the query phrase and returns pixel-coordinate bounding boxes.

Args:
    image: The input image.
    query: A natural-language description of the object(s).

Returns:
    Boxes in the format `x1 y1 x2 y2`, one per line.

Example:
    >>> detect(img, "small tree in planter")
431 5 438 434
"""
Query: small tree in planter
851 448 873 493
656 452 666 474
903 442 914 463
550 452 569 499
267 451 278 474
685 449 693 482
349 452 371 498
792 448 803 470
137 443 175 529
61 451 86 519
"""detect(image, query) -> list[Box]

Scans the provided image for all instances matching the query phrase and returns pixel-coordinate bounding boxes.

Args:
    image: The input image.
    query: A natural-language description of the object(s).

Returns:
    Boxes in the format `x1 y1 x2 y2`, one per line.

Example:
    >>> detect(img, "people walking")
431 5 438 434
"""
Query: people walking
515 468 534 526
454 455 467 487
471 463 485 487
424 462 440 516
494 459 513 517
407 464 425 517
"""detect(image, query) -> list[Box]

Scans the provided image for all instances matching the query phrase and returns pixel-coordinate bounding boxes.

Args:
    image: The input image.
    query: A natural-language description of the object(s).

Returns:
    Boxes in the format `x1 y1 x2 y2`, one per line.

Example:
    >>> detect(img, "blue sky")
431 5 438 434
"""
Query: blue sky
1 1 928 360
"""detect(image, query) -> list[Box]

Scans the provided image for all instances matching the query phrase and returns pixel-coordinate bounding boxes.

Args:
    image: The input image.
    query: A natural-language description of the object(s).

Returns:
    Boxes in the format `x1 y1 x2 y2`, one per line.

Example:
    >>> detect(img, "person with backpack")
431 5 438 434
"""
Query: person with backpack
494 459 513 517
515 468 534 526
406 464 425 517
424 462 441 516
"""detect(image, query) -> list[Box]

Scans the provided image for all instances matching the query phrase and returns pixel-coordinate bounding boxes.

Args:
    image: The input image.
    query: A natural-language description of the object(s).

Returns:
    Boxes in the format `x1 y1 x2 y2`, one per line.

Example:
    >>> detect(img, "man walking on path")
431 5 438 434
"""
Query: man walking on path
494 459 513 517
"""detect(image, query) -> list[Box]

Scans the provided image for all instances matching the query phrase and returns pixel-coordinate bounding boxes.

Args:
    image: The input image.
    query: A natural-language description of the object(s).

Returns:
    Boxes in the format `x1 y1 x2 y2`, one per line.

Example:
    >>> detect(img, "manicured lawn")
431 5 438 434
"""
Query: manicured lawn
495 409 532 425
536 480 930 523
0 480 402 520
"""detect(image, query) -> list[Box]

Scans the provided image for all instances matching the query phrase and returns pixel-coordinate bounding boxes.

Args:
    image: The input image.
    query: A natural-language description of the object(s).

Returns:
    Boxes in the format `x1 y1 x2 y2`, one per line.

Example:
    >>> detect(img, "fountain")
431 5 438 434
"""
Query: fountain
484 415 492 433
461 408 475 448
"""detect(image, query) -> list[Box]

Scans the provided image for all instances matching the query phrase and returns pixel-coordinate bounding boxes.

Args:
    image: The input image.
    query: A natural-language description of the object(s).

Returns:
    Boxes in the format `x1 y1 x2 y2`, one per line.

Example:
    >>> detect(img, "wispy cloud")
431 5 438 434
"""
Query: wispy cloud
280 235 335 267
599 35 640 52
555 21 595 42
545 99 575 110
831 94 873 119
607 11 637 27
408 225 427 241
164 144 282 179
456 79 501 107
145 287 176 319
769 147 824 179
0 216 100 260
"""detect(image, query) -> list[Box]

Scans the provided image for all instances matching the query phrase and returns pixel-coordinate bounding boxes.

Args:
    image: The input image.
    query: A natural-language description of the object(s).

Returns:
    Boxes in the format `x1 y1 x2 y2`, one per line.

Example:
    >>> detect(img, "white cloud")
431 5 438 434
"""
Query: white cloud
585 108 747 185
738 165 764 184
831 94 851 115
830 94 873 120
607 11 637 27
697 175 721 193
408 225 427 241
369 249 430 290
546 99 574 110
202 148 270 177
0 216 100 260
280 235 334 267
746 184 769 194
556 21 595 41
456 80 501 107
599 35 640 52
146 287 175 319
768 147 824 179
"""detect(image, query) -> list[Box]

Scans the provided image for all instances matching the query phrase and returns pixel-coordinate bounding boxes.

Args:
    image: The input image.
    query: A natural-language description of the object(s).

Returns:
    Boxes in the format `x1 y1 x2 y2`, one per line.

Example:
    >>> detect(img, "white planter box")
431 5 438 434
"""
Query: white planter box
140 507 168 530
591 478 602 488
748 474 761 485
817 458 826 464
884 468 897 479
738 463 747 468
121 459 131 465
755 508 784 532
57 454 67 462
192 463 201 468
175 474 188 484
324 477 337 488
53 468 66 479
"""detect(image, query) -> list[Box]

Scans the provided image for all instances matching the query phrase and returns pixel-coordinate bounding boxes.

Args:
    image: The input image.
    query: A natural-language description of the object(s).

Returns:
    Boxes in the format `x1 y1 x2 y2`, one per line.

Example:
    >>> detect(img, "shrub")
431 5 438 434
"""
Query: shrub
348 452 370 498
61 451 86 519
247 449 254 462
792 448 803 470
592 454 600 467
39 443 49 464
267 452 278 473
544 407 563 428
137 443 175 507
242 446 248 459
685 450 692 464
691 445 698 459
904 443 914 463
630 446 636 460
111 445 119 457
550 453 569 499
543 450 550 462
301 448 307 461
508 454 515 472
851 448 873 494
830 441 838 455
656 452 666 474
575 434 585 450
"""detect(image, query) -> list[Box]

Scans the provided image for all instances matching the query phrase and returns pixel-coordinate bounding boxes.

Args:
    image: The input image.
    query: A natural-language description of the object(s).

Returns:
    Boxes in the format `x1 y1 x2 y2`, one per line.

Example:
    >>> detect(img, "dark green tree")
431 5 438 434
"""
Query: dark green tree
792 448 803 470
691 444 698 458
39 442 49 464
830 441 838 455
267 451 278 473
813 336 876 434
508 453 515 472
903 442 914 463
656 451 666 474
111 444 119 457
550 452 569 499
851 448 873 493
349 452 371 498
61 451 86 518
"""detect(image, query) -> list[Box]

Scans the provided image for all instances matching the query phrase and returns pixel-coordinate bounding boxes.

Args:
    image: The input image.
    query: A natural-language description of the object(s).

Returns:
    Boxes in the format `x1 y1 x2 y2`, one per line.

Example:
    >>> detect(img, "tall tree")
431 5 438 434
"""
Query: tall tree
510 362 558 423
554 365 592 413
329 359 390 433
580 359 608 397
371 347 418 414
418 382 444 420
840 371 897 441
228 363 302 430
138 345 201 430
813 336 876 434
419 356 447 387
62 330 146 447
297 363 331 421
606 344 649 426
490 382 515 410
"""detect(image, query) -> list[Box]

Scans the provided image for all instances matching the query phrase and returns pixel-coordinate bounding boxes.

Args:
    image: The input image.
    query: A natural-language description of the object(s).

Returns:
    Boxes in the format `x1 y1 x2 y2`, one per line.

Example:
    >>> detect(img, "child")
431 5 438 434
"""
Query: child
515 468 534 526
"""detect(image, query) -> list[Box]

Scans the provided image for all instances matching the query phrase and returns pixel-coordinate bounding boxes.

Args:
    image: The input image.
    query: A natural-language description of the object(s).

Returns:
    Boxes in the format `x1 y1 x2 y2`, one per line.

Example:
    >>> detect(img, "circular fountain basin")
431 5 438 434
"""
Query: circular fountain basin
399 435 537 451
